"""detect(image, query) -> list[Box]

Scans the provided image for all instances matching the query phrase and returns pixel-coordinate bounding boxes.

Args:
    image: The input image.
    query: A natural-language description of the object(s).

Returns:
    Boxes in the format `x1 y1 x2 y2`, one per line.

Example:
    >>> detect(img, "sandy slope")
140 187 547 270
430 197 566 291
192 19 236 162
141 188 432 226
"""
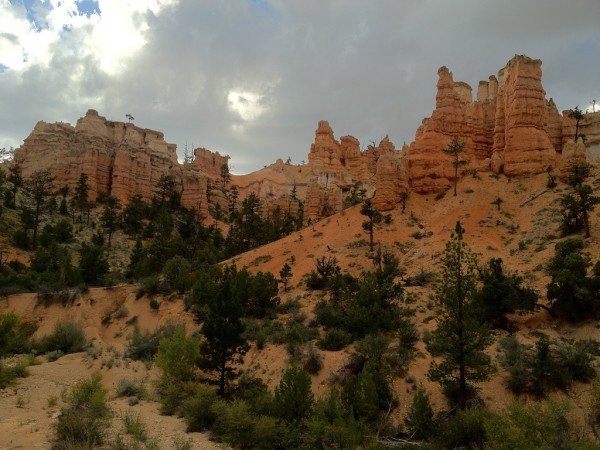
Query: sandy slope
2 162 600 447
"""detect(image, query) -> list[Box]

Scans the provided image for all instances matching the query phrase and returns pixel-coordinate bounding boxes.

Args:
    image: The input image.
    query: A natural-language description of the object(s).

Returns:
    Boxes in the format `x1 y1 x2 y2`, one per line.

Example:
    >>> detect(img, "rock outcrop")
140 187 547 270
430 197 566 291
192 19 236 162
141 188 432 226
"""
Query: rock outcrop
404 55 583 194
9 55 596 224
12 110 209 217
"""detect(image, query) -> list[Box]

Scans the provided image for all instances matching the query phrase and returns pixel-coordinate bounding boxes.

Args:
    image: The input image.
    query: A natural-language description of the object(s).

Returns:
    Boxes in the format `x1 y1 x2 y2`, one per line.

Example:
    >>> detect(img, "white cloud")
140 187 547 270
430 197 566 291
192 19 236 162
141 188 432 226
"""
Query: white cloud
1 0 599 173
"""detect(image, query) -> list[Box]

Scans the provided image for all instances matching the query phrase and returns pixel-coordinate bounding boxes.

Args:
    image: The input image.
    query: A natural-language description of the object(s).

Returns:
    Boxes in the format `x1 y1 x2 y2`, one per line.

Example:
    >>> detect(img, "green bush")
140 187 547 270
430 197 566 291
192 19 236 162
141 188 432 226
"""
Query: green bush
484 398 595 449
0 312 37 356
499 335 599 396
12 229 30 249
211 399 279 449
318 328 352 351
36 321 86 355
405 385 434 439
0 358 30 388
116 378 146 399
125 323 180 361
162 255 193 293
180 384 219 432
303 344 323 375
435 408 489 449
53 373 111 449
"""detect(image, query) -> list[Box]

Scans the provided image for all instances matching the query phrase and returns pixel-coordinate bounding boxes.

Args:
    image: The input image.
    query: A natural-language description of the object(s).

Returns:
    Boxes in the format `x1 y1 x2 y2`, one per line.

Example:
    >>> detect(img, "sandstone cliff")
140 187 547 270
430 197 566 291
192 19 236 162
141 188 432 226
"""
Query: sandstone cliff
12 110 209 218
404 54 588 194
9 55 599 223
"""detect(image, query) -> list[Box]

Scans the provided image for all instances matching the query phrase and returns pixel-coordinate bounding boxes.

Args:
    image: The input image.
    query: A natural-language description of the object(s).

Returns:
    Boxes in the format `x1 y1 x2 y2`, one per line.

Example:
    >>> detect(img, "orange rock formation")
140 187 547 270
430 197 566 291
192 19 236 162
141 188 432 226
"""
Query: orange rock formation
8 55 600 221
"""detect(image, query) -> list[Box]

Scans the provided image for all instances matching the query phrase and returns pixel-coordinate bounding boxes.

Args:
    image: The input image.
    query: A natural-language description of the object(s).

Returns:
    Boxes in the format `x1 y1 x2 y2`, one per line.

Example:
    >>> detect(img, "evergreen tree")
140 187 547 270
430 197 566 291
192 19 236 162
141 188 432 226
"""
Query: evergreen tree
154 174 180 210
569 106 584 142
7 163 23 209
546 238 600 321
99 196 121 247
79 242 109 285
427 222 494 409
220 163 231 186
360 198 382 252
121 194 147 236
400 191 408 214
559 160 599 238
279 262 293 292
274 366 314 424
473 257 537 329
24 169 55 248
406 385 434 440
73 173 90 224
198 274 249 397
443 136 469 196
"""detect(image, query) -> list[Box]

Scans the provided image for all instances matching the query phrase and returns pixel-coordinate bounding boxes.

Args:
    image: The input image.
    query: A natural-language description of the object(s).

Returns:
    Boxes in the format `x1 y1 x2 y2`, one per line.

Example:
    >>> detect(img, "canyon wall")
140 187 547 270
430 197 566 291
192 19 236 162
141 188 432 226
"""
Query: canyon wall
8 55 599 223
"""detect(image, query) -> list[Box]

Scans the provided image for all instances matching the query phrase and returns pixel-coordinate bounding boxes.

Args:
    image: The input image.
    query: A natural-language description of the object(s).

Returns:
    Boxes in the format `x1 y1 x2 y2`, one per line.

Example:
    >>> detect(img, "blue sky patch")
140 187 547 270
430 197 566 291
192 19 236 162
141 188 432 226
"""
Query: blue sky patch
76 0 101 18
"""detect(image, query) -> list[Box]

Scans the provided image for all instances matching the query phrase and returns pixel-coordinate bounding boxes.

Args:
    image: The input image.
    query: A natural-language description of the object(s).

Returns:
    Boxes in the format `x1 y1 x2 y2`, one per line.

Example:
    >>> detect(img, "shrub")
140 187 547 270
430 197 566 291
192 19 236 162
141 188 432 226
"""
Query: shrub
36 321 87 355
125 323 181 361
405 385 435 439
12 229 30 249
53 373 111 449
318 328 352 351
436 408 489 449
484 398 594 449
162 255 193 293
122 411 148 443
180 384 219 432
274 366 314 424
211 399 279 449
0 312 37 356
155 329 199 386
0 358 30 388
499 335 599 396
303 344 323 375
116 378 146 399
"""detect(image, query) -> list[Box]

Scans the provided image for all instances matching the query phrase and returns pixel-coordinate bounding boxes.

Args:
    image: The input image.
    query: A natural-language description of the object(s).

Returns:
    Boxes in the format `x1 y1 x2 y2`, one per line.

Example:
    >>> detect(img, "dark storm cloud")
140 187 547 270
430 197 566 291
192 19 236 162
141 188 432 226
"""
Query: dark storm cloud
1 0 599 172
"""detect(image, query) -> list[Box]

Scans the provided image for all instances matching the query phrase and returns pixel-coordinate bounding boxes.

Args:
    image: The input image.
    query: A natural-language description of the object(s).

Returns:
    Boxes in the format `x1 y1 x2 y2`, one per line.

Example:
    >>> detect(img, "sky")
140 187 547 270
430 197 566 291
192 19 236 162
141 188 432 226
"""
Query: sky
1 0 599 174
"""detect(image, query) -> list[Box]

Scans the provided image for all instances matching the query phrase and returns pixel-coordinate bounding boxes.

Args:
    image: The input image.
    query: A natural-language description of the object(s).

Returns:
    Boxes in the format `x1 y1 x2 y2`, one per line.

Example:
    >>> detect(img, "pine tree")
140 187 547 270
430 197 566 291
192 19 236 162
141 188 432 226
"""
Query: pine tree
279 262 293 292
569 106 584 142
559 160 599 238
427 222 494 409
73 173 90 224
100 196 120 247
443 136 469 196
7 163 23 209
198 275 249 397
360 198 382 252
24 169 55 249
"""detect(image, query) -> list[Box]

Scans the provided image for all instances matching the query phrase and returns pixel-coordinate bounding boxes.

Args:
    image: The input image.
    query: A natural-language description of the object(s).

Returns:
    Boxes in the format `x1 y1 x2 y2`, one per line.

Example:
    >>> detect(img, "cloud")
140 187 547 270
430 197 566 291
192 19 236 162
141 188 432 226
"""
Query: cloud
0 0 599 172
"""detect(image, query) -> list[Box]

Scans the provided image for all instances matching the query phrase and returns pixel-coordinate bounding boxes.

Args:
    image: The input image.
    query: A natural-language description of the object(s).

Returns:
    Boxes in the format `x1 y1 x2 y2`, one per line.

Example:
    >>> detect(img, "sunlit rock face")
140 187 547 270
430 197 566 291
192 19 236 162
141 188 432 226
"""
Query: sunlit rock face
403 54 584 194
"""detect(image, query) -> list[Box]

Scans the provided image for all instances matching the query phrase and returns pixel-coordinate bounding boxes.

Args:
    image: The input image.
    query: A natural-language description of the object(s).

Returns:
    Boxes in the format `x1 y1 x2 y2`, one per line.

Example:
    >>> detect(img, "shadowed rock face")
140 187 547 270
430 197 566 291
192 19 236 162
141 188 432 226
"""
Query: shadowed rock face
12 109 210 217
10 56 600 218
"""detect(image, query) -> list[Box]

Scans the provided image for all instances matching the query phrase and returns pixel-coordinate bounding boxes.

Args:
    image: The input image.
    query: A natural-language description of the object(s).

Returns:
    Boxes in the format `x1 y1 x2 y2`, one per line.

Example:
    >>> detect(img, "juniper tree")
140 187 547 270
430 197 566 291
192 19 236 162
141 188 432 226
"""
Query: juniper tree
443 136 469 196
427 222 494 410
